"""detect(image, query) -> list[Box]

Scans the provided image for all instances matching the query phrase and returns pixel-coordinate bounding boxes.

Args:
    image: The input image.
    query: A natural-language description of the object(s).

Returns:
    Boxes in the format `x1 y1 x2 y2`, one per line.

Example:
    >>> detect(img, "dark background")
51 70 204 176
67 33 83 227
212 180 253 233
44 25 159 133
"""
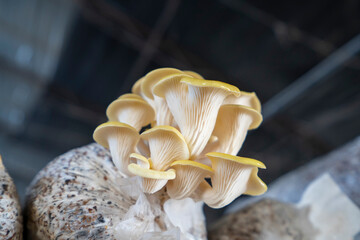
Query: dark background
0 0 359 224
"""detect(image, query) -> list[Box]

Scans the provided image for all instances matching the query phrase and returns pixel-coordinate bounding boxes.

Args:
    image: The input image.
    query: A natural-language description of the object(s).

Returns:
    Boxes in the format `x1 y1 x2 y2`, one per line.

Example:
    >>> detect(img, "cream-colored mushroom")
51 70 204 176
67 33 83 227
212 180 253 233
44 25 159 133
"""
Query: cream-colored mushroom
141 125 190 170
141 68 183 101
167 160 213 200
202 152 267 208
183 70 204 79
128 163 175 194
93 122 139 176
106 98 155 131
210 104 262 155
118 93 144 100
131 77 144 96
223 91 261 112
153 76 240 159
142 68 184 126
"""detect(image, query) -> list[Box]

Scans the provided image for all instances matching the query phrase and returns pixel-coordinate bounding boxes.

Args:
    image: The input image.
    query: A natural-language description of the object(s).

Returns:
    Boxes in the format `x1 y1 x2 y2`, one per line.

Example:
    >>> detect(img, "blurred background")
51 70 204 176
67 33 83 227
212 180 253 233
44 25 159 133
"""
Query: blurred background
0 0 359 224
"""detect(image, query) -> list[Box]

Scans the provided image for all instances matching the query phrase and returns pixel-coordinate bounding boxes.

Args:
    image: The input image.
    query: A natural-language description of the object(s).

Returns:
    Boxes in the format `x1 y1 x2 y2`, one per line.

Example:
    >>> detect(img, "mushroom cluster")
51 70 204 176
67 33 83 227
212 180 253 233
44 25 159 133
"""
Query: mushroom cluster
94 68 267 208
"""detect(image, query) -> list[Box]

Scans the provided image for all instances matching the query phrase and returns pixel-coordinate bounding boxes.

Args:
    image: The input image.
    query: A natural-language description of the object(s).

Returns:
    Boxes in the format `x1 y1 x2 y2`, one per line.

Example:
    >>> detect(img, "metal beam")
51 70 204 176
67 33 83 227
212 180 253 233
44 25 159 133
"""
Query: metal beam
262 33 360 121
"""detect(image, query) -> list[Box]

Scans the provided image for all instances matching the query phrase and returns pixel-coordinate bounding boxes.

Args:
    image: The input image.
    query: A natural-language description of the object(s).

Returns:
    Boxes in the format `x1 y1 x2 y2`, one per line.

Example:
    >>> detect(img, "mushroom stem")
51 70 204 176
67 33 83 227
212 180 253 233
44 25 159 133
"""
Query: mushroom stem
191 180 213 201
212 105 262 155
142 178 169 194
107 134 137 176
154 95 176 126
166 160 213 199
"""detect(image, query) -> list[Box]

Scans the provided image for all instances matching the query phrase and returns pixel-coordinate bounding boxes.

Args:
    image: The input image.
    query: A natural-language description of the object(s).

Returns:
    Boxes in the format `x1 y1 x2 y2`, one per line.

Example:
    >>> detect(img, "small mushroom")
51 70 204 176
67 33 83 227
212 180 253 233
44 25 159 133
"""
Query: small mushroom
93 122 139 175
167 160 214 199
141 68 183 101
223 91 261 112
153 76 240 159
211 104 262 155
129 125 189 194
202 152 267 208
152 95 176 126
130 153 152 169
106 97 155 131
140 125 190 170
128 163 176 194
142 68 185 126
131 77 144 96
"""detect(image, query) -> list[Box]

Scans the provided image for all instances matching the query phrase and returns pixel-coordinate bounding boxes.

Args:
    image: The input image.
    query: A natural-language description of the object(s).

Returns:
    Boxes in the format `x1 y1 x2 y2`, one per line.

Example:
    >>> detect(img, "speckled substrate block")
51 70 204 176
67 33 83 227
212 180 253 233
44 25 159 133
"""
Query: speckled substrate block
208 198 316 240
25 143 206 240
0 159 23 239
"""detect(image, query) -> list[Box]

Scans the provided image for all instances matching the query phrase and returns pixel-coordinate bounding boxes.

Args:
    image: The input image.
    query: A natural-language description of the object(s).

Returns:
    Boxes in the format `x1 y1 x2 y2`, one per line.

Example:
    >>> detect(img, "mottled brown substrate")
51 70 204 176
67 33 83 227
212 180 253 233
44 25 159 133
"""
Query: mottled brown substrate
0 162 23 239
208 199 316 240
26 143 208 239
25 144 137 239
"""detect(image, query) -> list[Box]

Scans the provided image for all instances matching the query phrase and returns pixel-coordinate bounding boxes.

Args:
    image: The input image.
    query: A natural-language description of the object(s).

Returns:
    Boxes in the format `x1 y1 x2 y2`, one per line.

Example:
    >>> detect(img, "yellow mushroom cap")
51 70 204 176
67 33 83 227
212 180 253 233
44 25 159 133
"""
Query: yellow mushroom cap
180 77 241 97
140 68 185 126
152 73 192 98
141 125 189 170
93 122 139 176
183 70 204 79
201 152 266 208
141 125 187 143
130 153 152 169
106 98 155 131
128 163 176 179
206 152 266 169
118 93 144 101
141 68 183 100
220 104 262 130
128 163 176 193
244 168 268 196
167 160 214 200
93 122 138 148
170 160 214 172
223 91 261 113
131 77 144 95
